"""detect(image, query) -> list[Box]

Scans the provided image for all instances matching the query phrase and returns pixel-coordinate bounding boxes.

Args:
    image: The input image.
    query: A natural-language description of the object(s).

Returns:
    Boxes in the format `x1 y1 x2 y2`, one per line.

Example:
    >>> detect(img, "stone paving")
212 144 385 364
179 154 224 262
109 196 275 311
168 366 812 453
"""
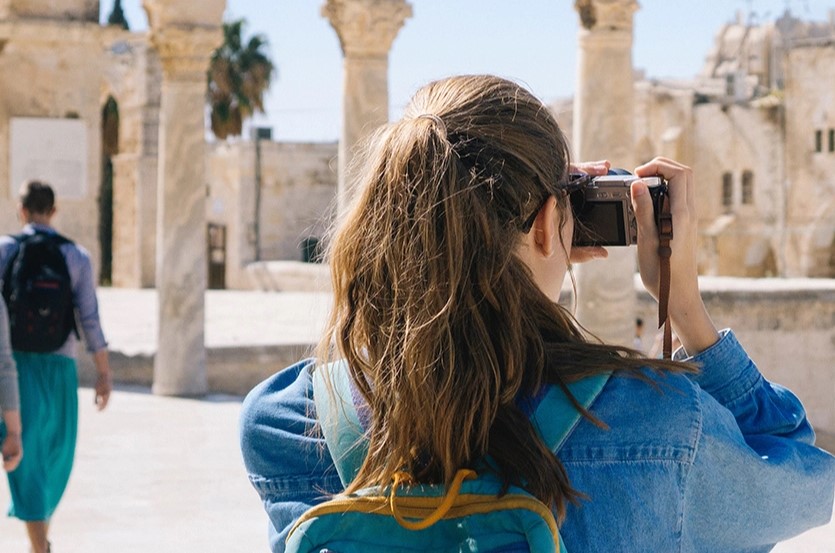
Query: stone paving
0 289 832 552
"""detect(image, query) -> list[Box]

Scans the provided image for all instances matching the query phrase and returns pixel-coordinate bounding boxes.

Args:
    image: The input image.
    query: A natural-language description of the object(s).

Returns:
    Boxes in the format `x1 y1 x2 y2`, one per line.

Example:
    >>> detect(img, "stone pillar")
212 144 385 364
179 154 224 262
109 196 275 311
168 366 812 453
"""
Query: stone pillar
147 22 223 396
322 0 412 209
572 0 639 347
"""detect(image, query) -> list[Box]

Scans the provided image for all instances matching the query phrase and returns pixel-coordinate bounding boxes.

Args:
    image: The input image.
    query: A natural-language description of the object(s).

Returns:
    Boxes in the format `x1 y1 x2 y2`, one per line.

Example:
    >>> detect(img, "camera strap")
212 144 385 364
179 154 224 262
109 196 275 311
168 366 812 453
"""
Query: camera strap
656 192 673 359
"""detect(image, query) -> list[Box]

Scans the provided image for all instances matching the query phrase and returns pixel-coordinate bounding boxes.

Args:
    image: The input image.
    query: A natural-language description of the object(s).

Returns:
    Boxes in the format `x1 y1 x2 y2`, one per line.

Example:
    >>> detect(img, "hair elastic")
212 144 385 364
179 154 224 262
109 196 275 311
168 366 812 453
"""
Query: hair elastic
415 113 447 133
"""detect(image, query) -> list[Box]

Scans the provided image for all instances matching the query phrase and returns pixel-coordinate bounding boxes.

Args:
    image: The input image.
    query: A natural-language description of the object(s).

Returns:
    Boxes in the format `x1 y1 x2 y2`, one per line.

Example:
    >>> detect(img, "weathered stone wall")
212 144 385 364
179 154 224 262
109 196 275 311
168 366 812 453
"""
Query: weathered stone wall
256 141 338 261
634 82 694 165
206 141 338 289
636 277 835 446
103 33 162 288
784 41 835 278
0 18 104 276
691 102 785 277
1 0 98 21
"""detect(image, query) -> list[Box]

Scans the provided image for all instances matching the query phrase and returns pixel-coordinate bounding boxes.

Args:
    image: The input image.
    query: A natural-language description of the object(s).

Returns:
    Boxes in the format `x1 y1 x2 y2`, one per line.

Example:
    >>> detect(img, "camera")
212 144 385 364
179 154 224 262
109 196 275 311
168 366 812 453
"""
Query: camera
569 169 668 247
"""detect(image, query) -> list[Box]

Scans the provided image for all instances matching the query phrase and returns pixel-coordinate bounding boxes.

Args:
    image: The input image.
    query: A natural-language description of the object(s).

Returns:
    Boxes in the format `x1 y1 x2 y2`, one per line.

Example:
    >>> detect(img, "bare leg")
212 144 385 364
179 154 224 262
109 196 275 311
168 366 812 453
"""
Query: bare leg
25 520 50 553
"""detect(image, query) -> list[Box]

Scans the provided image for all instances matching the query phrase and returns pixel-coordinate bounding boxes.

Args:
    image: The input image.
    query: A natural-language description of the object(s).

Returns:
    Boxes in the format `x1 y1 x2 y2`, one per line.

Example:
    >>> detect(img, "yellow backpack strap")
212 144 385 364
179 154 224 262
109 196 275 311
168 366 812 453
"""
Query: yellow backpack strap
312 360 368 486
388 469 476 530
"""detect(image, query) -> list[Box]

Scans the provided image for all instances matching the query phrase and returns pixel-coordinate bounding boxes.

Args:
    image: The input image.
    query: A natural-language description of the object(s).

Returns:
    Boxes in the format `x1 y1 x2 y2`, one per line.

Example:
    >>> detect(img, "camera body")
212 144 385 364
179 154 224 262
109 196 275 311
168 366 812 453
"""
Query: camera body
570 169 668 247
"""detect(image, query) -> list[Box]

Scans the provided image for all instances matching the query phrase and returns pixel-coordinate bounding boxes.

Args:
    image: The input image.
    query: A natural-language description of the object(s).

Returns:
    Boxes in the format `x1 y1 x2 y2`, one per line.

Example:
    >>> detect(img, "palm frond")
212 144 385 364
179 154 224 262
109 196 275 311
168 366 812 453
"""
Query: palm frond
207 18 276 139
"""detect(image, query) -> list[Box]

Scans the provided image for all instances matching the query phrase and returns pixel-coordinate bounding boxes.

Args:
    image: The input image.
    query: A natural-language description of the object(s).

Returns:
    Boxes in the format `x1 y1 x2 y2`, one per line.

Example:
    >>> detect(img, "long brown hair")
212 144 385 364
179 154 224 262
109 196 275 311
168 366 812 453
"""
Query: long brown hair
319 75 692 520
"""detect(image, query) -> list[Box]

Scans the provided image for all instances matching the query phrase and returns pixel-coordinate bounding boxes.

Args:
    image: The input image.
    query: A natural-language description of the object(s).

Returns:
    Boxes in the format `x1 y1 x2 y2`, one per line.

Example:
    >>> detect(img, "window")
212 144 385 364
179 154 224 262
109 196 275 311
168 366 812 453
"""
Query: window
725 74 735 97
815 130 823 152
829 129 834 153
742 171 754 205
722 172 733 211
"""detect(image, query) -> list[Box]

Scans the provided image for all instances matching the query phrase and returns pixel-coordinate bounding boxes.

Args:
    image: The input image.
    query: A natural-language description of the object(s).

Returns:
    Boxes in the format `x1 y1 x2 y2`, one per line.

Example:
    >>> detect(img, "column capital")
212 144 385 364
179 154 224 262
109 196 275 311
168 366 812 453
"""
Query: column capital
150 25 222 82
142 0 226 29
574 0 639 32
322 0 412 58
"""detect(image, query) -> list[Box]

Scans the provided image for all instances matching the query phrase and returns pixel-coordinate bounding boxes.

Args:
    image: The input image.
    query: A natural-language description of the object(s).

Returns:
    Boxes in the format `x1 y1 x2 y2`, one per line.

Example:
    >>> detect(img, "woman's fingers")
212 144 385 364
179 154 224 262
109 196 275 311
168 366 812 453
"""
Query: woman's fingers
630 179 660 296
635 158 694 216
570 160 611 176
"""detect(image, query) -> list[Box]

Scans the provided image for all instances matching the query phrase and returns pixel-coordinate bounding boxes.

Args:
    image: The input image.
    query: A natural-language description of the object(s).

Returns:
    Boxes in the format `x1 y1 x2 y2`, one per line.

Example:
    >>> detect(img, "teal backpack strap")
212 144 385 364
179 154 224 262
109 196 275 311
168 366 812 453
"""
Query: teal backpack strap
531 372 611 453
312 361 368 486
308 362 610 553
533 372 610 553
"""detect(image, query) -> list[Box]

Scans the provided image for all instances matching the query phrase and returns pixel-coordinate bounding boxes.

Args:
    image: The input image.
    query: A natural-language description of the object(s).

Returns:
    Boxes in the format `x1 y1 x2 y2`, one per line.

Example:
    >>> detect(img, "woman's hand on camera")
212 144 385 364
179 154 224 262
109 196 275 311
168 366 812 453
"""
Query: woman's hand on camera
632 157 718 355
570 159 611 176
569 160 611 264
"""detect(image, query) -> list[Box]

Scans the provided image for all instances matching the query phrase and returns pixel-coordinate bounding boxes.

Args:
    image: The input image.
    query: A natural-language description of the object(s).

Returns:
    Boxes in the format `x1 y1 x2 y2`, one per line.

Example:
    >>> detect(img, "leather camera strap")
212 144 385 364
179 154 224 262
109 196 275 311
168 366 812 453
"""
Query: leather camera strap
656 192 673 359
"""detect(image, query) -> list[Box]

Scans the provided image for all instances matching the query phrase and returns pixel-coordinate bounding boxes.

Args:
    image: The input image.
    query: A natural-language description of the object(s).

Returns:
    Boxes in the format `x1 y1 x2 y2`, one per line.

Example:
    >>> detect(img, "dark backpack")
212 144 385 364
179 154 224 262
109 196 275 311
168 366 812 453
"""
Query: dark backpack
1 231 78 353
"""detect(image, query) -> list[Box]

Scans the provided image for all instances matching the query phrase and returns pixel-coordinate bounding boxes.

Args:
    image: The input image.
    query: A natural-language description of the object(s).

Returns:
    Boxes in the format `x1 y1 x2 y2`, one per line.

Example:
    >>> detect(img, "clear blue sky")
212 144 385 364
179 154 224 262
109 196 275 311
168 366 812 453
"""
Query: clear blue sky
101 1 831 142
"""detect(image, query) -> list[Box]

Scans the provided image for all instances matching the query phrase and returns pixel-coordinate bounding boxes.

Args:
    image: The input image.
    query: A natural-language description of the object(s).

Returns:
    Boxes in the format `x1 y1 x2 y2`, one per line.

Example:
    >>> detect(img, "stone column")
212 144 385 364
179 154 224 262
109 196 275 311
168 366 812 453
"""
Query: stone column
148 25 222 396
322 0 412 209
572 0 639 347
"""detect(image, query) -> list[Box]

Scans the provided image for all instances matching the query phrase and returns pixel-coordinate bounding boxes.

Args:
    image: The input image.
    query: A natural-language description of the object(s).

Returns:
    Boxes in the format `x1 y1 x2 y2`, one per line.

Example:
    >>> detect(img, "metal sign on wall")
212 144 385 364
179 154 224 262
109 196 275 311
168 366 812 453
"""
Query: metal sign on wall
9 117 88 199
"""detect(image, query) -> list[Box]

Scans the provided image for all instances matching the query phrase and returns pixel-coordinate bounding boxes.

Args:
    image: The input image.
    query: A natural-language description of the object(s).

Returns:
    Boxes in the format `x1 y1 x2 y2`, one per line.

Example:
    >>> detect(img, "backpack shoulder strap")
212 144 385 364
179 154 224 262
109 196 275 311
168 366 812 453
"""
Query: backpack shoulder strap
312 361 368 486
30 229 73 246
531 372 611 453
1 234 24 284
314 362 611 486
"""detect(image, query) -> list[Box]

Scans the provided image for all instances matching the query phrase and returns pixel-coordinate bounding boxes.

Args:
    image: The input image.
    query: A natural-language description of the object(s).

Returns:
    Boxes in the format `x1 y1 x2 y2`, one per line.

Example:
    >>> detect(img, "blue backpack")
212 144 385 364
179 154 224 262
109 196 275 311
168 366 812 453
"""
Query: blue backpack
285 361 610 553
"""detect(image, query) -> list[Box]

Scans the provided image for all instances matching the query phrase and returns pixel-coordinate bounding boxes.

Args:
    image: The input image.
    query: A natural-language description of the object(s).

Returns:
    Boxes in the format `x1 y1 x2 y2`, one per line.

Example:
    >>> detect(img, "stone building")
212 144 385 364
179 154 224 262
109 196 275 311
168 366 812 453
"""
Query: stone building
563 10 835 279
1 4 833 292
0 0 106 271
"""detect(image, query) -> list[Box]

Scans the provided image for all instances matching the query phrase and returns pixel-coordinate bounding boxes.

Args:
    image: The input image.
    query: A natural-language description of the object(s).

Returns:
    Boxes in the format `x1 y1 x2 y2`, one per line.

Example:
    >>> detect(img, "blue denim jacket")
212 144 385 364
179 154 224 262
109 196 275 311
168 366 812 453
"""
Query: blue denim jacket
240 330 835 552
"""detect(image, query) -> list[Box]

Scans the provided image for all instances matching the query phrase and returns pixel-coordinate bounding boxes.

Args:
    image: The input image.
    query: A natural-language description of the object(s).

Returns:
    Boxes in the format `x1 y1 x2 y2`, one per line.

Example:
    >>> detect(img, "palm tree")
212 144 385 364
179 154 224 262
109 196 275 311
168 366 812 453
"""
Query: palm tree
207 19 275 140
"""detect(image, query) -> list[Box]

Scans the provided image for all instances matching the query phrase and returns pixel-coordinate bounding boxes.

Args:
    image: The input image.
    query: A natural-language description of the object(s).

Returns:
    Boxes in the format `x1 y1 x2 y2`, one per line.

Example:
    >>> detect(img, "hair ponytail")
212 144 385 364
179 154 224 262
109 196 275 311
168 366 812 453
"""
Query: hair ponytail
319 75 694 518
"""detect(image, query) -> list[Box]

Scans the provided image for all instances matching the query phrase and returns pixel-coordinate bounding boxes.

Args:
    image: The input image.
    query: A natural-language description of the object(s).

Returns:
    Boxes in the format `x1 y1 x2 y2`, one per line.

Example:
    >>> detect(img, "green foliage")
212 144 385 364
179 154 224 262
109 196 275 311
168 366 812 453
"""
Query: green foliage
207 19 276 139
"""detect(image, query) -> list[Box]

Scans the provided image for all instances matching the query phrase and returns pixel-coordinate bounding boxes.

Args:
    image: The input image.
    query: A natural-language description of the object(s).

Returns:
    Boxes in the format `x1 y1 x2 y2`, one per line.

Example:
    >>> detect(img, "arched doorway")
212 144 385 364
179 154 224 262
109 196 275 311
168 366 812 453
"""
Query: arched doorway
100 95 119 285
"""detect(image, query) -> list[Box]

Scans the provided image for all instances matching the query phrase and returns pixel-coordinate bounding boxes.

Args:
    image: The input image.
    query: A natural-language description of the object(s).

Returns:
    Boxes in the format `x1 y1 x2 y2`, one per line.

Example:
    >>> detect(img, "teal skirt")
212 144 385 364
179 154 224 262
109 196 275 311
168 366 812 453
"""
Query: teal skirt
3 352 78 521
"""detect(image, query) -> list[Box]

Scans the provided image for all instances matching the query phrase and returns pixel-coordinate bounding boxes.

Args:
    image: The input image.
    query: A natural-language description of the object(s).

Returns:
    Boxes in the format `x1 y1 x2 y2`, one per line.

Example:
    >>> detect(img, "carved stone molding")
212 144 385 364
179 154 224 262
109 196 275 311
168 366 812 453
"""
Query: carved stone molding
575 0 639 32
322 0 412 58
150 26 222 82
142 0 225 30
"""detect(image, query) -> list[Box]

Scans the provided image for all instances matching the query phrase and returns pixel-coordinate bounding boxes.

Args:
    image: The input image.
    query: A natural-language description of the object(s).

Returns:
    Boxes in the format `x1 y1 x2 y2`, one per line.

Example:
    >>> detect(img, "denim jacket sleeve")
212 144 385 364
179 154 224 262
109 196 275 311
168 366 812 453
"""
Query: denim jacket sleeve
680 330 835 551
239 359 343 553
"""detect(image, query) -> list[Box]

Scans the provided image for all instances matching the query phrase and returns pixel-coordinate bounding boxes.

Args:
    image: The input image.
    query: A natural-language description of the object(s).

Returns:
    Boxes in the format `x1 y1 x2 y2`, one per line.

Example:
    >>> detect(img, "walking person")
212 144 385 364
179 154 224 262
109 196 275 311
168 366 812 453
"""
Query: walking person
0 180 112 553
0 295 22 474
240 75 835 552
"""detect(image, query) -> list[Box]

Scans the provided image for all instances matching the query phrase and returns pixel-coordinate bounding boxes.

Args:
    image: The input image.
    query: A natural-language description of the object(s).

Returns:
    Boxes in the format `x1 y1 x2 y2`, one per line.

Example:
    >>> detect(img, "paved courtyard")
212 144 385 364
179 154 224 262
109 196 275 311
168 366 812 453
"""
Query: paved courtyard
0 290 832 552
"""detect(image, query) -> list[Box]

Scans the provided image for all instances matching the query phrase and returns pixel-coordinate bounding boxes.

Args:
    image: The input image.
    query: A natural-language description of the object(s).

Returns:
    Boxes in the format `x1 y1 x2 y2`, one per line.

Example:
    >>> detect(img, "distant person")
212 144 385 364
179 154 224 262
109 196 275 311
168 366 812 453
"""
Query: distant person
239 75 835 552
634 316 645 352
0 180 112 553
0 295 22 473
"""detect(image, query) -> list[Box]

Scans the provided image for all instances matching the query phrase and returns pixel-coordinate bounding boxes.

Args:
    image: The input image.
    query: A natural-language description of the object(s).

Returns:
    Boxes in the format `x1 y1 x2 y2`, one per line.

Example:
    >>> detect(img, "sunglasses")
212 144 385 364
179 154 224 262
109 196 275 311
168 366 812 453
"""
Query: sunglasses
519 173 591 233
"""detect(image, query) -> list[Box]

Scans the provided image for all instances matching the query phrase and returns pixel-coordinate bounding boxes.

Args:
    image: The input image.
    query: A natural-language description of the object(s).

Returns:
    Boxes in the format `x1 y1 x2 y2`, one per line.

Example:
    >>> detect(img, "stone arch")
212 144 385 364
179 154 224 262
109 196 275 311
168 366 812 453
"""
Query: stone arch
99 94 120 285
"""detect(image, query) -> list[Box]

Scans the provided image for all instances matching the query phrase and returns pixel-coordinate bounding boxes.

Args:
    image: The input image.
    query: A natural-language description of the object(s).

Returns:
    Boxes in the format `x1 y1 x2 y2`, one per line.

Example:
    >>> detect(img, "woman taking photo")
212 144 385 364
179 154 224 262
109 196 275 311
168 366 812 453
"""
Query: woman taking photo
241 74 835 552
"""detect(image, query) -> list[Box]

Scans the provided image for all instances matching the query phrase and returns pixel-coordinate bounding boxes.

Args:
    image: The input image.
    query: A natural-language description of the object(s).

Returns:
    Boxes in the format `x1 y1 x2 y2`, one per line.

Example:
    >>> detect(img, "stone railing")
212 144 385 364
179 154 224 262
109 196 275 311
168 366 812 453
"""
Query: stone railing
636 277 835 450
79 278 834 451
